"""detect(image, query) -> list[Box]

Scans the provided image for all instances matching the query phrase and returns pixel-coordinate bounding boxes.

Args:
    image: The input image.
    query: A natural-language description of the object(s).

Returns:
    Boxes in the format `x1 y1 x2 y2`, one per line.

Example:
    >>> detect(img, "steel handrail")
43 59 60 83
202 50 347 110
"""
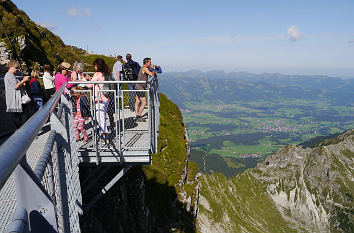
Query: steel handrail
68 80 150 84
0 83 66 190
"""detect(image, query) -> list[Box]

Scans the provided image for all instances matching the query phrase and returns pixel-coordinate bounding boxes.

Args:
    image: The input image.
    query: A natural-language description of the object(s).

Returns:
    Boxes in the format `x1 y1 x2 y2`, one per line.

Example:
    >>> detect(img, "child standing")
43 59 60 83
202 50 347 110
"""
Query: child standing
71 87 90 142
29 70 43 111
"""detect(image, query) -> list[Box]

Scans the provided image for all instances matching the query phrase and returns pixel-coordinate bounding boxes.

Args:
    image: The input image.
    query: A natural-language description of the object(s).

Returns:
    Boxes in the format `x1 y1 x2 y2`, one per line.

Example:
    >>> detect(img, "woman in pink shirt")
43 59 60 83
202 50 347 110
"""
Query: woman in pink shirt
84 58 110 143
54 62 75 91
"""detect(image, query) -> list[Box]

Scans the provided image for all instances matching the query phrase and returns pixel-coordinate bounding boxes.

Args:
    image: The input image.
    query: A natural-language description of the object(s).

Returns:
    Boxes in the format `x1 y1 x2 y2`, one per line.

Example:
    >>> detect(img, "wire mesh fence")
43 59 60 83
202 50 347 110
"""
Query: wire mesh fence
68 79 158 155
121 89 150 151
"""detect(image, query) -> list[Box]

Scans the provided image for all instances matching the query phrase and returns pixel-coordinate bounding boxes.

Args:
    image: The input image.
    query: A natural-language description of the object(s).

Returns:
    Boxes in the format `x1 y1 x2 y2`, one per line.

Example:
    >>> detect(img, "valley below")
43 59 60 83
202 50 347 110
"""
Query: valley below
160 71 354 177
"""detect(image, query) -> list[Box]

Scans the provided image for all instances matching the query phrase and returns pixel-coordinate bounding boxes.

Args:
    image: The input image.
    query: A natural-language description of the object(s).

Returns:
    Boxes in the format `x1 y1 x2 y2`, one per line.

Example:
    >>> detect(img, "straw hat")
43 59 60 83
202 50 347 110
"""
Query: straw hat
60 62 71 70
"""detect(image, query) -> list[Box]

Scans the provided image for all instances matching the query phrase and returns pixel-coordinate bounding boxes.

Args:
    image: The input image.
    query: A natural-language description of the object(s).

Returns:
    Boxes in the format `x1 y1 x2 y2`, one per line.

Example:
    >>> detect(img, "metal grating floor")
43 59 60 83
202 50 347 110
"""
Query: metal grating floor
0 123 52 233
0 108 152 231
77 109 150 153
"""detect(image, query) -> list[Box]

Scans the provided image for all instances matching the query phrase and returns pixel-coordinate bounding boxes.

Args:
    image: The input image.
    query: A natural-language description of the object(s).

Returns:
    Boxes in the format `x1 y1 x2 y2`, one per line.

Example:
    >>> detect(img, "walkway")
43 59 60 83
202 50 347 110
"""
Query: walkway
0 123 51 232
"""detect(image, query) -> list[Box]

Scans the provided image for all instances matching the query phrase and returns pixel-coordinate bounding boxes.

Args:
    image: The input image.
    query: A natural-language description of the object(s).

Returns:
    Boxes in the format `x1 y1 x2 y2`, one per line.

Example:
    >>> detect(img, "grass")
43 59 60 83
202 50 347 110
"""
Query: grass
224 158 244 168
198 172 297 232
142 93 199 200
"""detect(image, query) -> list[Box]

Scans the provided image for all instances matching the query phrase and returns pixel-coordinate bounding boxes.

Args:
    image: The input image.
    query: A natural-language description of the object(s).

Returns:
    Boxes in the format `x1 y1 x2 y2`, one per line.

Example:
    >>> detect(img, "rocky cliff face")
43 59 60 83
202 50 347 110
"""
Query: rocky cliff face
0 41 10 74
197 130 354 233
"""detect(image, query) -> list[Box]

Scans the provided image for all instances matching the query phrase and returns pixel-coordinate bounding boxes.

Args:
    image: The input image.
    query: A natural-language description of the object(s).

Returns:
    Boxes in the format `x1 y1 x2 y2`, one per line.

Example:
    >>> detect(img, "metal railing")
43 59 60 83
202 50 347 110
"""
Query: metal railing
0 83 68 232
0 83 83 233
0 75 160 232
68 76 160 163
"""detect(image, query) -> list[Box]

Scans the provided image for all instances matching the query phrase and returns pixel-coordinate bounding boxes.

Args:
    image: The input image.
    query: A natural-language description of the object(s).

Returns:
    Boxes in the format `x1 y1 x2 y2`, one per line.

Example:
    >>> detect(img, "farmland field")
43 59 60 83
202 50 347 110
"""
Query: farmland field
159 71 354 176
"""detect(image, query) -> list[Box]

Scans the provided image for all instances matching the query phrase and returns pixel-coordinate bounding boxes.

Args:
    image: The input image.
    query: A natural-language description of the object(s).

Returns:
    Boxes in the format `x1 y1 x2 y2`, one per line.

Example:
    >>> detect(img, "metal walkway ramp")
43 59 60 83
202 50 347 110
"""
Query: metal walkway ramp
0 123 52 233
0 77 160 232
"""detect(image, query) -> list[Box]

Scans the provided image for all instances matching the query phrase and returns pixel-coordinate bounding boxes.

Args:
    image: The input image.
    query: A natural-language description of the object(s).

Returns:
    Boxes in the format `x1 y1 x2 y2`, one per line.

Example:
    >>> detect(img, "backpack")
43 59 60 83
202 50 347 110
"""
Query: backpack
124 63 137 81
102 74 117 97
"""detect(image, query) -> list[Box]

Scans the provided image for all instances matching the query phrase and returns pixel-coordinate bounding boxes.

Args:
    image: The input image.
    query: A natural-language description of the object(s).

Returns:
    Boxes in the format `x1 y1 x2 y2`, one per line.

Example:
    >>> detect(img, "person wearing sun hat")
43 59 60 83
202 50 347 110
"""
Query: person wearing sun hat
54 61 76 91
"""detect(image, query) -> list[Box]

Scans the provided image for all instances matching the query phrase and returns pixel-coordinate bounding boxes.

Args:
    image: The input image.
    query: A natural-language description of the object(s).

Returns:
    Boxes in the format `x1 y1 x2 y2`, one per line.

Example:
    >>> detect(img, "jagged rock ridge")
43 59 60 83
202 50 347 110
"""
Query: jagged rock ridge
197 130 354 233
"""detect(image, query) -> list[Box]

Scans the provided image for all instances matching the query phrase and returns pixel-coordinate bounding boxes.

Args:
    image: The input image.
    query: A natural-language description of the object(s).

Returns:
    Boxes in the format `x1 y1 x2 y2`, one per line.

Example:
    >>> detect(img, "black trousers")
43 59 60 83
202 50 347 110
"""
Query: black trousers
13 104 31 130
43 88 55 102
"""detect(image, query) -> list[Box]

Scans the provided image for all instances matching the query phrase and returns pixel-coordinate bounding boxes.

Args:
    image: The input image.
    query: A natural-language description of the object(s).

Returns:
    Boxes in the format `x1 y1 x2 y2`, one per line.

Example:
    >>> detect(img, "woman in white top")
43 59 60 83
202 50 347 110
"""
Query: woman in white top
42 64 55 101
83 58 110 144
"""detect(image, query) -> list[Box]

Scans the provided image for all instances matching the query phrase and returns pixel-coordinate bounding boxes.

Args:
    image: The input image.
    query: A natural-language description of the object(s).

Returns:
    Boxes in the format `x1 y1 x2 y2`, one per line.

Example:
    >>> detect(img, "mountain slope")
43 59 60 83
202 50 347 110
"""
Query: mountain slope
0 0 115 74
197 130 354 232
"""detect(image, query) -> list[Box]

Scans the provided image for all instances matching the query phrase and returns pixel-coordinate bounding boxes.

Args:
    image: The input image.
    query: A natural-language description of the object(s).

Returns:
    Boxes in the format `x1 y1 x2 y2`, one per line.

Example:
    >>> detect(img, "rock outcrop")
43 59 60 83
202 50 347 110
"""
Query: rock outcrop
197 130 354 233
0 41 10 75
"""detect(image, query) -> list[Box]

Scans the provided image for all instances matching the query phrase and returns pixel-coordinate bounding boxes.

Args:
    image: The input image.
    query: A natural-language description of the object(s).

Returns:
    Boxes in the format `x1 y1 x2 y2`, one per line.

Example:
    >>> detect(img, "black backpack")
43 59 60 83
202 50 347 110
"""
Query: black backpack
102 74 117 97
124 64 137 81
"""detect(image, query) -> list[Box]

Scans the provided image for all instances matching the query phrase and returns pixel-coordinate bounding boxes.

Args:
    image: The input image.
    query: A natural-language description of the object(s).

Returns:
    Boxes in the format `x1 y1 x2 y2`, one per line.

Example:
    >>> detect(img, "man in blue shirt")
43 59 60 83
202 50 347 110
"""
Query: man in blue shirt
124 54 141 112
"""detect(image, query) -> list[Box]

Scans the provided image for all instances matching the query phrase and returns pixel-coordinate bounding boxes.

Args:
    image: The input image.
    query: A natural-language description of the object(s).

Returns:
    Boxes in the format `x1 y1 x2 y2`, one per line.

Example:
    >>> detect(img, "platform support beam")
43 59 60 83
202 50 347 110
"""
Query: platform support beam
83 166 131 213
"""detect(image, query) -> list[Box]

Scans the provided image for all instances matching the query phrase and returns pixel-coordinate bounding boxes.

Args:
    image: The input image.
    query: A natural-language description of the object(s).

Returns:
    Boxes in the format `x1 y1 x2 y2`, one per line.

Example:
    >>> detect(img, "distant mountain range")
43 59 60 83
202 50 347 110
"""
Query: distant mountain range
160 70 354 108
165 69 353 80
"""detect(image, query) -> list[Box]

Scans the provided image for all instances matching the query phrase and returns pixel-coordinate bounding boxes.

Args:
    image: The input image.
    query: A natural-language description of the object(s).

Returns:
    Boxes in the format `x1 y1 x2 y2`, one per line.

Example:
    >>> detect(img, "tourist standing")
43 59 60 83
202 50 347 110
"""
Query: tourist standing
54 62 75 91
84 58 110 144
42 64 55 101
135 58 157 122
71 60 87 88
71 87 90 142
4 60 31 130
124 53 141 111
112 55 124 90
29 70 43 111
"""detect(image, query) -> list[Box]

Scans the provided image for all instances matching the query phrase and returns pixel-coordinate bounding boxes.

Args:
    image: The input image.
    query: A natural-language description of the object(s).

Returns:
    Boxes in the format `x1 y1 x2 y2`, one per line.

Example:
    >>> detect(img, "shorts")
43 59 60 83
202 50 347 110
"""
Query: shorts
136 91 146 98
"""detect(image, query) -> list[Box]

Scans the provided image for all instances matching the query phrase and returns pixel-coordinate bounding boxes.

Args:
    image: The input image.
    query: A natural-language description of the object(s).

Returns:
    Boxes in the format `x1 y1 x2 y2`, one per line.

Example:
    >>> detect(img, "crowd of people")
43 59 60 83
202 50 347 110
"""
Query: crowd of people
4 54 161 143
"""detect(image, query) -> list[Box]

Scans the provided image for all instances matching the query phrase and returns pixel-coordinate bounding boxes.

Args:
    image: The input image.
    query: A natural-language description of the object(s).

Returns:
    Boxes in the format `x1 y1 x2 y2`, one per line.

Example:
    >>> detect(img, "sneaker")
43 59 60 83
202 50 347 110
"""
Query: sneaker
101 135 108 146
136 116 146 122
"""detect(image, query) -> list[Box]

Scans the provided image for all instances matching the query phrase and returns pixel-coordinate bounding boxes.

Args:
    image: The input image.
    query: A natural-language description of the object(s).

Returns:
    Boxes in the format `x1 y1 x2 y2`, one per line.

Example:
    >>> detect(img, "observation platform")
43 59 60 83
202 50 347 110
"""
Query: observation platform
78 109 152 164
0 77 160 232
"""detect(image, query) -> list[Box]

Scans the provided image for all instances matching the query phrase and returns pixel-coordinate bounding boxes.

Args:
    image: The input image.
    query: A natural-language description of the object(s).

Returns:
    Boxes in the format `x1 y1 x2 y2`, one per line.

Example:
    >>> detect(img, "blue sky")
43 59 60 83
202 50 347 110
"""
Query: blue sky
12 0 354 77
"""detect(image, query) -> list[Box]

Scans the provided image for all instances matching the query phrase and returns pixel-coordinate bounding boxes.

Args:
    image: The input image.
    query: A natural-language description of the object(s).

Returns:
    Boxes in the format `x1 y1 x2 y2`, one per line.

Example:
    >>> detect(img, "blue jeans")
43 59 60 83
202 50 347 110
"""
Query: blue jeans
128 83 135 111
33 97 43 111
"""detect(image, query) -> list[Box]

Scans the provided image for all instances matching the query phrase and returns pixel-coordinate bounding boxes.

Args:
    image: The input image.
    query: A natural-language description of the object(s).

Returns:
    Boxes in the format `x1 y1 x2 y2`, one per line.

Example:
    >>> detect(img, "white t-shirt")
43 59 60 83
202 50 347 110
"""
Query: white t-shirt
112 61 123 81
42 72 55 89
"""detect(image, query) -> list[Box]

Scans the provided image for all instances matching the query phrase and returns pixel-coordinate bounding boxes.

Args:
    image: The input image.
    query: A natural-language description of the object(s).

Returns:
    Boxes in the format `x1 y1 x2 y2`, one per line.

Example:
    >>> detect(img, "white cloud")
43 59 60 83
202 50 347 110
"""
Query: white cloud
66 8 92 17
38 22 56 30
348 39 354 44
287 25 301 41
84 9 92 17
